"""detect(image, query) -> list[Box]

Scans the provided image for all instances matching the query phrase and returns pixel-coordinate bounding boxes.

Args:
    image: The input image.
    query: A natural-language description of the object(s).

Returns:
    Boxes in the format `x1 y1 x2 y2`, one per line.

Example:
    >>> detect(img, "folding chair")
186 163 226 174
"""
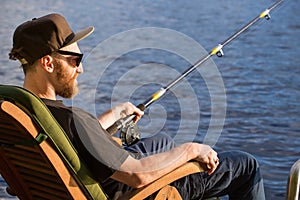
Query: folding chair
0 85 205 200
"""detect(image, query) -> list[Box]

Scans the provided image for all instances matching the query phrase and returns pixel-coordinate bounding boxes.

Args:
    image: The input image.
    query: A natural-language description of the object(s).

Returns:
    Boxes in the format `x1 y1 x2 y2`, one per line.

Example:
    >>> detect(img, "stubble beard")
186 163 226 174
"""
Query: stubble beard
53 60 79 99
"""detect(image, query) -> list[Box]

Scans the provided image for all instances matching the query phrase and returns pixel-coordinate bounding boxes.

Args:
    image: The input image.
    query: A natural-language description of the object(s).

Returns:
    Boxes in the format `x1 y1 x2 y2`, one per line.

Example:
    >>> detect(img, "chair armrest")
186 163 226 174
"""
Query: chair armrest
121 161 205 200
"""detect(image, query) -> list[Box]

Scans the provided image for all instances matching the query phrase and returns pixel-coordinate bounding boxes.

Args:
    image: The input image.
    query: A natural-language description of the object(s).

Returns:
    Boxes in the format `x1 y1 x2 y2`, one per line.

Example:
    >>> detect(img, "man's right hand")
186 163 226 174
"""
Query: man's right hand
98 102 144 130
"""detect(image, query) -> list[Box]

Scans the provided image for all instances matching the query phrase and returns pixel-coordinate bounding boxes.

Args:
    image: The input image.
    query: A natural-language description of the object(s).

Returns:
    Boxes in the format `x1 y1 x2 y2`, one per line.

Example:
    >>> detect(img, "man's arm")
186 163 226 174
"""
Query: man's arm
111 142 218 188
98 102 144 131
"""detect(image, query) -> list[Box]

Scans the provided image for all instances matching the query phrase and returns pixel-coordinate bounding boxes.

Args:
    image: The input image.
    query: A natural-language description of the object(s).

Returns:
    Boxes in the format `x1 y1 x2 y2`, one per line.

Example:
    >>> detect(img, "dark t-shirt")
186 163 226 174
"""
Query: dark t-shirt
41 99 130 193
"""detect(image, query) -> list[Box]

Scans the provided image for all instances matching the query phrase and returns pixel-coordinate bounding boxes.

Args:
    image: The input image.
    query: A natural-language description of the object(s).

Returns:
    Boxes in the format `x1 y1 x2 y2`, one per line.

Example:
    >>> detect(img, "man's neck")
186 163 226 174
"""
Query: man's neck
23 75 57 100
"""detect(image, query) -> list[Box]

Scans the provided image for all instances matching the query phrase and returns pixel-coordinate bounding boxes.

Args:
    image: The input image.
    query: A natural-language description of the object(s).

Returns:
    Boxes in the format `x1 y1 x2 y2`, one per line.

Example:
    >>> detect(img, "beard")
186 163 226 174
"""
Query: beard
53 59 79 98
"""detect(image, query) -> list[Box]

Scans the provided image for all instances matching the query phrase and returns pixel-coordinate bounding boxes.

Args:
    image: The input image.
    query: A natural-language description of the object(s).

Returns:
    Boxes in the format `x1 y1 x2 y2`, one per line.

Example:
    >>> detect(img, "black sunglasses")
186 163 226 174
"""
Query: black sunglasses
56 50 83 67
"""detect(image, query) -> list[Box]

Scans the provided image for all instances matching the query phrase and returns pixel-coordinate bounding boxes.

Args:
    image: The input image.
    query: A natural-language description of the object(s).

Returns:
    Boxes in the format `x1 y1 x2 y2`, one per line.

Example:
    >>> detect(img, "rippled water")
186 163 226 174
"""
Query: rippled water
0 0 299 199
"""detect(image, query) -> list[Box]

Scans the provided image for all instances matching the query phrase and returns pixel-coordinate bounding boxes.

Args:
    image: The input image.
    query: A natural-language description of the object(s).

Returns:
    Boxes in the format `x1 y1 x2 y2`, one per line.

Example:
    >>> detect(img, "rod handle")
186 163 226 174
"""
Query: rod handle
106 122 119 135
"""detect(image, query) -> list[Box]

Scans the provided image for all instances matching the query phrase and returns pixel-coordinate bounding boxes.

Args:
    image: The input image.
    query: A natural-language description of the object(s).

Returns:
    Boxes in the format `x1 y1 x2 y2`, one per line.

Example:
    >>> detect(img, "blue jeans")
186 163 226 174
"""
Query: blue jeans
125 133 265 200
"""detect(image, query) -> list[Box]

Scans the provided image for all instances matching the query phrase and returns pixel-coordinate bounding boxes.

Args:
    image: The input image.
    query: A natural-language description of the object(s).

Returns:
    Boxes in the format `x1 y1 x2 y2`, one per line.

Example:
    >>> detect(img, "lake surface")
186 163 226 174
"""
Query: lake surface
0 0 299 199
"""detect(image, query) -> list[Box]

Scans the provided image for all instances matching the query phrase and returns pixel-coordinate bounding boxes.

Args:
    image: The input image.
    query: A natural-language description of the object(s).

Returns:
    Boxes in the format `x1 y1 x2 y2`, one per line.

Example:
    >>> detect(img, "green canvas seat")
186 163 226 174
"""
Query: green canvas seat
0 85 107 199
0 85 205 200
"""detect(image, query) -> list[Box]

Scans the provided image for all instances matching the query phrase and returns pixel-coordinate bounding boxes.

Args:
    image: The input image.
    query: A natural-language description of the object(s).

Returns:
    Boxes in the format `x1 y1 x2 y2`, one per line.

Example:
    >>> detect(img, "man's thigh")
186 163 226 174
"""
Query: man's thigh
124 133 176 158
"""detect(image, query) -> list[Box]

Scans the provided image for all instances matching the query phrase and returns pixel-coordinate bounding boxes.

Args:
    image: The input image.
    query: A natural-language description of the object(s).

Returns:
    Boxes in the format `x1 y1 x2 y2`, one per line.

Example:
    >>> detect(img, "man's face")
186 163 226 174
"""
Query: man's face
53 59 79 98
52 43 83 98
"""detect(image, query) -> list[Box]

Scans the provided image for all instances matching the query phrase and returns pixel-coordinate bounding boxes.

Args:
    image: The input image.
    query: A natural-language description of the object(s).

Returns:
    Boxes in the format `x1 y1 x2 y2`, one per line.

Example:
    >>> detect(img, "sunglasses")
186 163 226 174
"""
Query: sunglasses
56 50 83 67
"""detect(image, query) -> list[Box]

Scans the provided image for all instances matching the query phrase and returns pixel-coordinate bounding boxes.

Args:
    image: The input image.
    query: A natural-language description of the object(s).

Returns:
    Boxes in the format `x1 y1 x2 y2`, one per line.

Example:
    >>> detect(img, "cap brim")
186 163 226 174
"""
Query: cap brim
67 26 94 45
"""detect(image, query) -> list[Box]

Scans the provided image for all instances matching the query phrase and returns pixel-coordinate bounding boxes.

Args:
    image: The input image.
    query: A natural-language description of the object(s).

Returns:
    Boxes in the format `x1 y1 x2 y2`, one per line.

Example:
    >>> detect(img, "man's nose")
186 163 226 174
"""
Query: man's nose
77 63 83 73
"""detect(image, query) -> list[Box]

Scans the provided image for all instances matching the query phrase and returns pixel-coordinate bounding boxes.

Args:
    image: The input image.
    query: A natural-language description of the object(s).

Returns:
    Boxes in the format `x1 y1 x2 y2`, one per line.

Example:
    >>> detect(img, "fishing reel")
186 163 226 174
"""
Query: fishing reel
120 120 140 146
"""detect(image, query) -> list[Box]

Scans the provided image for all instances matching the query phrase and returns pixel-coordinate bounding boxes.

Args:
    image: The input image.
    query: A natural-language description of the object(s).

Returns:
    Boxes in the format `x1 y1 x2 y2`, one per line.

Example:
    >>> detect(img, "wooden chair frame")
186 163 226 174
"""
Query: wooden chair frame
0 98 205 199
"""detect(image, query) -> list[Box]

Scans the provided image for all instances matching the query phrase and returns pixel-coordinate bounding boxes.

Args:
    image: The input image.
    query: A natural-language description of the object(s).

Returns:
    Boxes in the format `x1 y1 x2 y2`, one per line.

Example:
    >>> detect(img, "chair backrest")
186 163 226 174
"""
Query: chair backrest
0 85 108 200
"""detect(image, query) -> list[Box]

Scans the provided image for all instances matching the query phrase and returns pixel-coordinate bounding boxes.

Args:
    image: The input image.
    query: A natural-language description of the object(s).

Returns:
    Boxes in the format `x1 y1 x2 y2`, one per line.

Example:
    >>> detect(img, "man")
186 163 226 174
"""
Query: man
9 13 265 200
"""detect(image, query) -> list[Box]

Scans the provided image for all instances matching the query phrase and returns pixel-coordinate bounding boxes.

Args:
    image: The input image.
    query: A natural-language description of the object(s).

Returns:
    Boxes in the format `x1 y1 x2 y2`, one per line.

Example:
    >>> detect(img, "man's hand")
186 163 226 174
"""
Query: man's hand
194 144 219 175
117 102 144 122
98 102 144 130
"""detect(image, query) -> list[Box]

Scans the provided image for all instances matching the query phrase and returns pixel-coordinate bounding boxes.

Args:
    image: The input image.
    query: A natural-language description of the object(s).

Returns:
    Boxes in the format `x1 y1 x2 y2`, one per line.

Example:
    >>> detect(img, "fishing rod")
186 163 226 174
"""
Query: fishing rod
106 0 284 145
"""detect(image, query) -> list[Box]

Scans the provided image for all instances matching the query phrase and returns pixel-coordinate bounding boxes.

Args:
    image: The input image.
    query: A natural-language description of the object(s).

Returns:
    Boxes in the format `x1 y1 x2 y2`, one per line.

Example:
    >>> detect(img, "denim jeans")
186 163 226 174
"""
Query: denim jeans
125 133 266 200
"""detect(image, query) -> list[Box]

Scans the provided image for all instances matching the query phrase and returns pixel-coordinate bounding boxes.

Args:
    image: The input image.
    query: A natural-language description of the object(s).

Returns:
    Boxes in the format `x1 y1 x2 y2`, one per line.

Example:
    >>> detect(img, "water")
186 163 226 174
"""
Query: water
0 0 299 199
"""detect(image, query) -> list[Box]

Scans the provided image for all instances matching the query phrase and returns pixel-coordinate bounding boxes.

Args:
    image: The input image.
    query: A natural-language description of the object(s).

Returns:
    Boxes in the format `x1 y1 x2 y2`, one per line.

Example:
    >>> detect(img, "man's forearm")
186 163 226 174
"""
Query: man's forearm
112 142 213 188
98 109 114 130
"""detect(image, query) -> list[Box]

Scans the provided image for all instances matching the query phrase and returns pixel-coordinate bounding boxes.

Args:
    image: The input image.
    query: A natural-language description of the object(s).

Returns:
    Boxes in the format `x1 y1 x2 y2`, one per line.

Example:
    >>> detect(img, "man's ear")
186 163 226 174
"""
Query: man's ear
40 55 55 73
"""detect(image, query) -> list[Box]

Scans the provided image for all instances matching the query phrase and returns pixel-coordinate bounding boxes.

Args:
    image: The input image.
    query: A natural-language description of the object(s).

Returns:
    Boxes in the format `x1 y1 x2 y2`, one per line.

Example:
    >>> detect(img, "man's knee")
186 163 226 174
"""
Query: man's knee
235 150 260 174
219 150 260 175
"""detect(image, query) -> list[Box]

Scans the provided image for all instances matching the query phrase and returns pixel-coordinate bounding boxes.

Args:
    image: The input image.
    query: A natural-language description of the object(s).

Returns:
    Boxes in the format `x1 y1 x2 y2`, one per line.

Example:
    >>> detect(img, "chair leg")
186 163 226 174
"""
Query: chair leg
154 185 182 200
